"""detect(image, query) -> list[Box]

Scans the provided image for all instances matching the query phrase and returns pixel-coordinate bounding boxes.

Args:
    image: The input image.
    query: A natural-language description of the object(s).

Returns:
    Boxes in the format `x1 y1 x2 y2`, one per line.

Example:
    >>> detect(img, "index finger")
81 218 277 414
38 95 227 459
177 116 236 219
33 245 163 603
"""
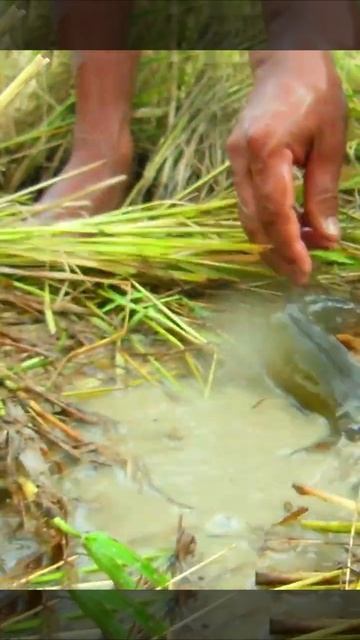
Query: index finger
249 146 312 284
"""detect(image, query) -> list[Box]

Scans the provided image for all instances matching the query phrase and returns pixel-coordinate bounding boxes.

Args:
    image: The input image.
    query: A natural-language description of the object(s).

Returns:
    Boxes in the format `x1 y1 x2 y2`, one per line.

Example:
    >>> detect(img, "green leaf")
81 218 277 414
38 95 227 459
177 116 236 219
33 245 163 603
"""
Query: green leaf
17 356 51 372
51 517 82 538
83 531 168 588
82 532 137 588
95 591 167 637
311 249 358 265
69 591 128 640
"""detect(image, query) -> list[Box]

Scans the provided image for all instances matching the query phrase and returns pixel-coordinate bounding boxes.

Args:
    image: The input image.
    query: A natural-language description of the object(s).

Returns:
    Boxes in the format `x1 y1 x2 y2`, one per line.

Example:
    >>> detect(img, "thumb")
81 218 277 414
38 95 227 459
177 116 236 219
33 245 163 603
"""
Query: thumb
303 129 345 244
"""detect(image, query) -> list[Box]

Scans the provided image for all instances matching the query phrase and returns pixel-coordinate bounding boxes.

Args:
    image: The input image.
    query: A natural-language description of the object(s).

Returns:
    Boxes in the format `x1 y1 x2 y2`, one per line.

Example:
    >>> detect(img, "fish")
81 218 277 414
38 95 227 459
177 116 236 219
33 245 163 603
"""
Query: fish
263 297 360 451
290 294 360 336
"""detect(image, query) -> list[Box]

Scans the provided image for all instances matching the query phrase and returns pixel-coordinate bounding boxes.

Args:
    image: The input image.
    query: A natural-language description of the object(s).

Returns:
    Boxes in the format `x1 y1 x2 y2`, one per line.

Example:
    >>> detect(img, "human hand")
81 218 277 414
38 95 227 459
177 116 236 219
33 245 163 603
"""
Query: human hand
227 51 347 284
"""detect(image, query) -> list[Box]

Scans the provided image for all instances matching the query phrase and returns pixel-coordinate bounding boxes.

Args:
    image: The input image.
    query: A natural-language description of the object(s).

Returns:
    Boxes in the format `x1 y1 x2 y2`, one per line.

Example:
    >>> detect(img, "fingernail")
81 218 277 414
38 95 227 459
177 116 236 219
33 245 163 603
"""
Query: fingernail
323 217 340 237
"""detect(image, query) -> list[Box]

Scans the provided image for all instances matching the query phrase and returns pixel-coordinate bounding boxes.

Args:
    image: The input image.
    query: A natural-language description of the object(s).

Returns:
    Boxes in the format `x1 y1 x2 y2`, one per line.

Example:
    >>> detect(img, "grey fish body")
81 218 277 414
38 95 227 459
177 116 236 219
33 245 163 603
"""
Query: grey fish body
265 300 360 447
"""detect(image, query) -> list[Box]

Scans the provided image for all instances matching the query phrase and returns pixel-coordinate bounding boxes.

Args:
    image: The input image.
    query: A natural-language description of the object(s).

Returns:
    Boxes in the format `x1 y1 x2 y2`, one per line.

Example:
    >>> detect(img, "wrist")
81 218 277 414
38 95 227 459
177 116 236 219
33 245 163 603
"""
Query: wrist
249 50 334 79
260 0 358 50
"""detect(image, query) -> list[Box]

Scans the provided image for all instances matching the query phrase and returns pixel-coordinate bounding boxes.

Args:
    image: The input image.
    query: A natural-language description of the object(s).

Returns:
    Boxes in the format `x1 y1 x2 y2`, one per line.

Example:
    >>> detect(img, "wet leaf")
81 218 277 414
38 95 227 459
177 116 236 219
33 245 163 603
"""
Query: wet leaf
91 590 167 637
52 517 81 538
275 507 309 526
83 531 167 588
17 356 51 372
311 249 358 265
82 534 137 589
69 591 128 640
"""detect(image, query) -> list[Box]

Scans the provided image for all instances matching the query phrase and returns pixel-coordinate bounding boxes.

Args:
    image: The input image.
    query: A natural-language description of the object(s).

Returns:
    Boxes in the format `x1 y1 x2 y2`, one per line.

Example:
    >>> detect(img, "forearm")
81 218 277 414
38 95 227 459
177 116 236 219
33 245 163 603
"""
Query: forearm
53 0 134 49
259 0 359 50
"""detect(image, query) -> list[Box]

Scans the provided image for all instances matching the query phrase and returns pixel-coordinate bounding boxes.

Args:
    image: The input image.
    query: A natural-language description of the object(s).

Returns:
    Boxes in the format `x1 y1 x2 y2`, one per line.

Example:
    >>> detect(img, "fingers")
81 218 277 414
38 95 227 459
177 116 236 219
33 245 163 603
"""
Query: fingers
226 138 267 244
303 102 347 245
300 226 338 250
227 130 312 285
250 146 312 283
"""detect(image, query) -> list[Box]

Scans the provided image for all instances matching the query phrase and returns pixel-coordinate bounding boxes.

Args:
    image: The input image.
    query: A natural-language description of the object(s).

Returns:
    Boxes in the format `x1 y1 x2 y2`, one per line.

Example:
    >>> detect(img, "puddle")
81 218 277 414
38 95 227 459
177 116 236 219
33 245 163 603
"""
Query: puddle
59 299 360 588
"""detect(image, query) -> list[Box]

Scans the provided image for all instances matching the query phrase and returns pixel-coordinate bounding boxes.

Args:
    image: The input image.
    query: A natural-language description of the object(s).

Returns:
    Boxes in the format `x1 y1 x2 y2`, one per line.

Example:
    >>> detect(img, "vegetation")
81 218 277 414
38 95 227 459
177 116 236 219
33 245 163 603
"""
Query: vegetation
0 49 359 638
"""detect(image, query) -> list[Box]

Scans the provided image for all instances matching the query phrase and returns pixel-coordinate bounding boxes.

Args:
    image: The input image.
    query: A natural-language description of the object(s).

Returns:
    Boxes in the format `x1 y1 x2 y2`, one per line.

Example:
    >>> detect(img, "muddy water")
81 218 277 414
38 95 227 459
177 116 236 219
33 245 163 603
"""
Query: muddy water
60 300 360 588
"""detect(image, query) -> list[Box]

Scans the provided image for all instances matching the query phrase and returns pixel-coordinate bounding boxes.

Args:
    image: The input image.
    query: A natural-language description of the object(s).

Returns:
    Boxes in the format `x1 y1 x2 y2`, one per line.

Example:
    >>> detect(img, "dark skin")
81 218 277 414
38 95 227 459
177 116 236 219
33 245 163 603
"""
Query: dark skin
229 0 360 284
37 49 139 223
38 1 137 222
227 50 347 285
39 0 358 284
